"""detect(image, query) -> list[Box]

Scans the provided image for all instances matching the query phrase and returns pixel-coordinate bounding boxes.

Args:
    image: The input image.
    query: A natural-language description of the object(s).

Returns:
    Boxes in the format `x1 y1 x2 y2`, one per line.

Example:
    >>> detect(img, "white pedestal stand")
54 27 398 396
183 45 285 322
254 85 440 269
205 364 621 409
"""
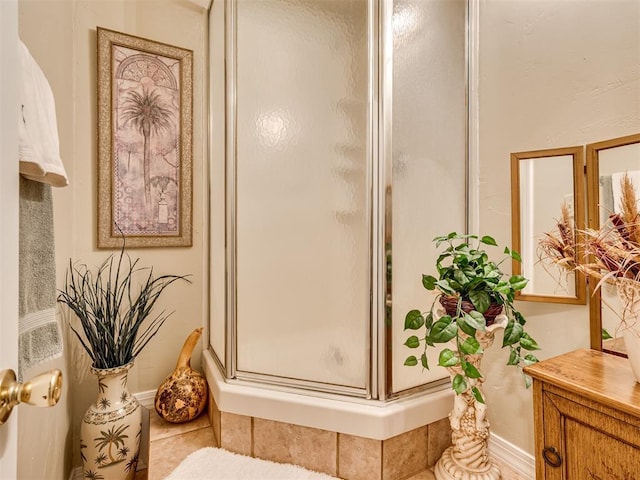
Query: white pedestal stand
434 318 507 480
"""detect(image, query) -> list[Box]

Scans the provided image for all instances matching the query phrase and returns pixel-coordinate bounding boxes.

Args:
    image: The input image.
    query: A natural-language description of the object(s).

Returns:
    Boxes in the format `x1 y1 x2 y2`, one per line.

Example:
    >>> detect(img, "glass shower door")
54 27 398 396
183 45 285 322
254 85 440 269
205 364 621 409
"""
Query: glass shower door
234 0 371 391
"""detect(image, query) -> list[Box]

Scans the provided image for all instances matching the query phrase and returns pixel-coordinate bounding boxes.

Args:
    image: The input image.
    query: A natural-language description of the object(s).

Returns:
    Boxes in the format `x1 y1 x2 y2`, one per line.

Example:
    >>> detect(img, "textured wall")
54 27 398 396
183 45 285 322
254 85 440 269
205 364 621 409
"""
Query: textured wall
477 0 640 455
18 0 208 473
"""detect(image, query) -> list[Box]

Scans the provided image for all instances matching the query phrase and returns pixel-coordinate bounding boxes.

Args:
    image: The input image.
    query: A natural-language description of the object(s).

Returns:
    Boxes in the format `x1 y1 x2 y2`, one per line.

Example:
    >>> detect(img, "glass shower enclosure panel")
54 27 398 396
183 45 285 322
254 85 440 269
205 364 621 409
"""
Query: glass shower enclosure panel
390 0 468 393
235 0 370 390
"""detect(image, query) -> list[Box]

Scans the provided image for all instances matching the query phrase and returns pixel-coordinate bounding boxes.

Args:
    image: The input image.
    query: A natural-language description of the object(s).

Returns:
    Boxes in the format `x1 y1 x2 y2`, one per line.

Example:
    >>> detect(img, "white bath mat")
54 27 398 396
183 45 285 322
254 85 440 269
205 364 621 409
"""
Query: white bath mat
164 447 340 480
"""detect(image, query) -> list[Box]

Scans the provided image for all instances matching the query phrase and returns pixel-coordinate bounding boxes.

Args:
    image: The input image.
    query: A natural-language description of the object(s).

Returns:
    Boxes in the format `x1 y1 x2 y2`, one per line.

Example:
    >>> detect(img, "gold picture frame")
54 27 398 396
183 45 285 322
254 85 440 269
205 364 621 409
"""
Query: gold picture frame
97 27 193 248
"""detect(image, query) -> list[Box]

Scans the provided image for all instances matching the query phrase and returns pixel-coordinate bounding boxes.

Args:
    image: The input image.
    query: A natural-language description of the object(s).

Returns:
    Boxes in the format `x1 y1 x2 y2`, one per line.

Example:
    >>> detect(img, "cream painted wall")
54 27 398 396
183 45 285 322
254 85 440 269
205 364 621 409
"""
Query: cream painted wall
18 0 208 474
15 0 640 473
478 0 640 455
17 3 74 479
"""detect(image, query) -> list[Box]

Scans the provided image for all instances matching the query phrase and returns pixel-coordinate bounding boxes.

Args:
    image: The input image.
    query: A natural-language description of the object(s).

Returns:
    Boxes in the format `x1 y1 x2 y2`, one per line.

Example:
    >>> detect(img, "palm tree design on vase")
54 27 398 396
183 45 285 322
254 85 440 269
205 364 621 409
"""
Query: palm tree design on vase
125 453 139 474
94 423 129 468
84 470 104 480
121 87 173 204
80 440 88 464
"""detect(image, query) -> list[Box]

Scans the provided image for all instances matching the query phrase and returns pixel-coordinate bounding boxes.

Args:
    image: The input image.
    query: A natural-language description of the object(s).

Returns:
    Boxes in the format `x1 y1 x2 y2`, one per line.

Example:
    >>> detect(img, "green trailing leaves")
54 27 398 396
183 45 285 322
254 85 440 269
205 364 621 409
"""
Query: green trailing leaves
503 319 524 347
480 235 497 246
471 386 485 404
430 317 457 343
519 332 541 351
509 275 528 291
457 315 477 336
452 374 467 395
465 311 486 330
507 347 519 366
459 337 482 356
461 360 482 379
404 310 424 330
469 290 490 313
438 348 459 367
421 353 429 369
404 356 418 367
524 354 539 366
422 275 437 290
403 231 541 396
404 336 420 349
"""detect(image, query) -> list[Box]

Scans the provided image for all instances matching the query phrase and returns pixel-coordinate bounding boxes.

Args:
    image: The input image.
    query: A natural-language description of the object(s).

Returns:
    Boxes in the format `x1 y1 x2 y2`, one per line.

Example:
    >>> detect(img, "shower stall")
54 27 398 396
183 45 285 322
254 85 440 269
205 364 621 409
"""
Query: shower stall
205 0 469 439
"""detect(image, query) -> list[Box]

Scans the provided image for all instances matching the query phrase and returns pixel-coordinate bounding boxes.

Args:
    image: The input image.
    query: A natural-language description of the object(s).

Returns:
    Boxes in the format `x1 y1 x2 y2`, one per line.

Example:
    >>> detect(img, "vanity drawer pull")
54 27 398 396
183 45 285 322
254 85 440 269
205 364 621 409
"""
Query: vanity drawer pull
542 446 563 468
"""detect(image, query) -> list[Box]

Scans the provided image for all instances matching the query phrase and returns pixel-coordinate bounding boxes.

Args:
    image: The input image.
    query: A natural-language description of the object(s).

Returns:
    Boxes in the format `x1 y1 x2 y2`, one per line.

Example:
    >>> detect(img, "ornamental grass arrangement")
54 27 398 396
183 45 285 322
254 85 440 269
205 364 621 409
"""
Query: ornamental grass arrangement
58 245 191 370
539 173 640 295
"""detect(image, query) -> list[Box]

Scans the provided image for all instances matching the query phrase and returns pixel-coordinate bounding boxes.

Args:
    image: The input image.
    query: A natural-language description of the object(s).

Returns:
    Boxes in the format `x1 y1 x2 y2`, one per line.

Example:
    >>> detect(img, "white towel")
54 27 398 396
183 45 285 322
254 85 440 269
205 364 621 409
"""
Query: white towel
17 40 66 380
18 40 68 187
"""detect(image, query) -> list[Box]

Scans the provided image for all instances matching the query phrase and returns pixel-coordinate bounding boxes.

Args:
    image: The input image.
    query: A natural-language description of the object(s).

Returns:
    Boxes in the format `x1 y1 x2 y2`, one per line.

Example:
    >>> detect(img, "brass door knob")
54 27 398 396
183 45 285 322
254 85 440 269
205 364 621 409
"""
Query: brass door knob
0 369 63 425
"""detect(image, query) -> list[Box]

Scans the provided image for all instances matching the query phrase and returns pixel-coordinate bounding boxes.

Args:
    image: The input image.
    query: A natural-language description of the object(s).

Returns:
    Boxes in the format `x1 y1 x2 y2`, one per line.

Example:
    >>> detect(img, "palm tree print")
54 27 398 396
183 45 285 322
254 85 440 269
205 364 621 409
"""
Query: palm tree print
84 471 104 480
94 453 108 467
125 454 139 474
97 379 107 394
121 87 173 203
80 441 88 463
118 446 130 458
94 423 129 466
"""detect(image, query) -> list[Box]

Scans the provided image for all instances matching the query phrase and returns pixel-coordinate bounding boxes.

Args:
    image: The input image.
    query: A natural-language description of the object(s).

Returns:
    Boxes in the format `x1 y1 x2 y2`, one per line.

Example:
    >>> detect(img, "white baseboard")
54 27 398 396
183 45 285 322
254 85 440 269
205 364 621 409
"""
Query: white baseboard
135 388 157 409
489 432 536 480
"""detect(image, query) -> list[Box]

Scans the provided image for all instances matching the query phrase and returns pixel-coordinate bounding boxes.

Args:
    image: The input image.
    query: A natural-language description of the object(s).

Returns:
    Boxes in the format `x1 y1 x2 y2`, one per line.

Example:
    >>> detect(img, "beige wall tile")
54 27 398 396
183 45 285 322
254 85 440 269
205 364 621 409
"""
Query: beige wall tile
426 417 451 466
382 426 428 480
220 412 252 456
338 433 382 480
253 418 337 476
148 427 216 480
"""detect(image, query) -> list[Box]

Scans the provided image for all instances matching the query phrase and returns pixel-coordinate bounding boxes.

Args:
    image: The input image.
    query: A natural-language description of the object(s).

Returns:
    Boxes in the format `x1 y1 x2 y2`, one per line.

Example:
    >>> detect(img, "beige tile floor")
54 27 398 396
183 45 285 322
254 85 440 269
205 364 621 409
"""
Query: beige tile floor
140 408 527 480
145 408 216 480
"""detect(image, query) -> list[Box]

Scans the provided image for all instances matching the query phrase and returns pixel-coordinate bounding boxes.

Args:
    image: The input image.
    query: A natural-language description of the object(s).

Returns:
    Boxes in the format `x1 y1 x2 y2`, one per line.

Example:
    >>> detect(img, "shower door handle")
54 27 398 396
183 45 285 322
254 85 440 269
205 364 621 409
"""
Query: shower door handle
0 368 62 425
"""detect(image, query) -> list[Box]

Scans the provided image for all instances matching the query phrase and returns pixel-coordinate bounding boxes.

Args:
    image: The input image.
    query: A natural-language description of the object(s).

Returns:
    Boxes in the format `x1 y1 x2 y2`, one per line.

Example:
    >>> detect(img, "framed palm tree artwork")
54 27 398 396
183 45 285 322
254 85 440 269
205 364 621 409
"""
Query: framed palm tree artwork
97 27 193 248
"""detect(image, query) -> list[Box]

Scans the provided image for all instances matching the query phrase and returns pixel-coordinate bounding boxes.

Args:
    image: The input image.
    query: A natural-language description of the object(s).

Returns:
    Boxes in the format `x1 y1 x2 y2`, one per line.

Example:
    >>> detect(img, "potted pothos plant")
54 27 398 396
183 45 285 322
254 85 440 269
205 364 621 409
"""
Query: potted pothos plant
404 232 540 403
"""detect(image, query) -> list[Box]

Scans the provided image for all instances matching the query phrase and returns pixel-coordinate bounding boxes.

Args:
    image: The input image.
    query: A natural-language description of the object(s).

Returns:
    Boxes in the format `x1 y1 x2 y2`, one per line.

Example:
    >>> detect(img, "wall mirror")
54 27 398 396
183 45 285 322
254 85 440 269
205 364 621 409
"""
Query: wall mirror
586 133 640 356
511 146 586 304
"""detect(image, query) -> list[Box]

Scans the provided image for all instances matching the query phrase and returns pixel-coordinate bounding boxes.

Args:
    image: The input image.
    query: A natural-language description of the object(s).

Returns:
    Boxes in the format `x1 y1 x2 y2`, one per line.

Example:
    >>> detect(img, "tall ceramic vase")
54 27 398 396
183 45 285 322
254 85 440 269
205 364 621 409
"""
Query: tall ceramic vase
80 362 142 480
434 317 507 480
616 280 640 383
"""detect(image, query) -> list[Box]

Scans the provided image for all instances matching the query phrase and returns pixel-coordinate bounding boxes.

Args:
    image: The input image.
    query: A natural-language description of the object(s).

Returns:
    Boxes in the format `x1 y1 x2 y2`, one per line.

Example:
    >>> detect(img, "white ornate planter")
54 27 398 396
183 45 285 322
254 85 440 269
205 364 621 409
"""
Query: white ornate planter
80 362 142 480
434 317 507 480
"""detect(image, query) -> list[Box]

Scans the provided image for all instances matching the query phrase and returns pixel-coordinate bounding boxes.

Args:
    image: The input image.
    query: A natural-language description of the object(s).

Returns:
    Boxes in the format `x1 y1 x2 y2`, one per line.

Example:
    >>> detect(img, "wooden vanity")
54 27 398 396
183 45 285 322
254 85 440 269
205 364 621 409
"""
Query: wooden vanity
524 348 640 479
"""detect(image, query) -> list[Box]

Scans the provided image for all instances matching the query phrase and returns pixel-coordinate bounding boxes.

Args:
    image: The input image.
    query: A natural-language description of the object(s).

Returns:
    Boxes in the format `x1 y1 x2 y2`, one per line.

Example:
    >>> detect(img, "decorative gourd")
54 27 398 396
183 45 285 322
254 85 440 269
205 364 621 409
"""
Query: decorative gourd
155 327 208 423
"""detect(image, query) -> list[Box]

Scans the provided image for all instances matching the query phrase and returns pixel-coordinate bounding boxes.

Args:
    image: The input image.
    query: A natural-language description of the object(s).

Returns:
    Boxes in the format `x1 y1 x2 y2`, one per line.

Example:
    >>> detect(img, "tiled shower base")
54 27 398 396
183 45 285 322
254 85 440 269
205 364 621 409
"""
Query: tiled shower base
143 404 526 480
